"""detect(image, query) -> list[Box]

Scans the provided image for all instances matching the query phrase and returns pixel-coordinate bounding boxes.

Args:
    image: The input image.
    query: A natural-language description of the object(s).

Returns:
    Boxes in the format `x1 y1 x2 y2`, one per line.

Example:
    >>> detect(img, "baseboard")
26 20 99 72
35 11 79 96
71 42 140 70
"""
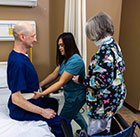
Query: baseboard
124 102 140 113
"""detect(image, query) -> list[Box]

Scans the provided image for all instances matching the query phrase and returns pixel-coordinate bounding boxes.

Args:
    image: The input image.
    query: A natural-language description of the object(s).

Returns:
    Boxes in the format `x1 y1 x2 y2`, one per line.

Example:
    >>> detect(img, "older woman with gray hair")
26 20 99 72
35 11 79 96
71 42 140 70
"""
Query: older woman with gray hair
73 12 126 136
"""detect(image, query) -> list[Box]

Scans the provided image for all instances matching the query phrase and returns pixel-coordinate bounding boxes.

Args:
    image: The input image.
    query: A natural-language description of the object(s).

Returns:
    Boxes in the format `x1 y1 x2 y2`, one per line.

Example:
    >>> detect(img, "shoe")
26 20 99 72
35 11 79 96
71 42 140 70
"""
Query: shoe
75 129 88 137
75 129 81 137
79 130 88 137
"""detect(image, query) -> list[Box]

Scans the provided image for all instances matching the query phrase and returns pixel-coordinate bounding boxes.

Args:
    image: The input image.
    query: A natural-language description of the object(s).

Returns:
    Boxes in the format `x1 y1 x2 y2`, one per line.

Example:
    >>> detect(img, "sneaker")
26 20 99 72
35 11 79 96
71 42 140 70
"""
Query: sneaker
75 129 88 137
79 130 88 137
75 129 81 137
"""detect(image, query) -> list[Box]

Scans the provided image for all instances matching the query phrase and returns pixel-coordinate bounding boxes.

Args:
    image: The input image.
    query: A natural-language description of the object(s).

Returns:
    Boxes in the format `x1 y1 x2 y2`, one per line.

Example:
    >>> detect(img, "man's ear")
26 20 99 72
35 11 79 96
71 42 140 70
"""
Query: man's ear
19 33 25 41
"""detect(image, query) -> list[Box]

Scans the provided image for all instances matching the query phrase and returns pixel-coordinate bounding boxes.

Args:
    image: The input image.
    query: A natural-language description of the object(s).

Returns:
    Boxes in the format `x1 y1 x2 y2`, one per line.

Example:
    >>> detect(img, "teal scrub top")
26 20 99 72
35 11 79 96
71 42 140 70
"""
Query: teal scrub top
59 54 86 102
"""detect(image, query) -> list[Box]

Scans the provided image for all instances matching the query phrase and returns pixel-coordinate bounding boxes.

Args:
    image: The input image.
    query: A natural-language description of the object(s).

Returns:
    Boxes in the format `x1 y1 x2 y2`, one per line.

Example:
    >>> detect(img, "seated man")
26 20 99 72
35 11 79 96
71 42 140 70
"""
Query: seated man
7 21 72 137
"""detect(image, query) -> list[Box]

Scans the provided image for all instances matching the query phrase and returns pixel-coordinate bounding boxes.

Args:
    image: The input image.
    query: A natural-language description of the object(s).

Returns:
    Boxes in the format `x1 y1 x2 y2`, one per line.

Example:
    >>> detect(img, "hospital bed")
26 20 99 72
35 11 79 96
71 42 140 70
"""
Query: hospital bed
0 62 55 137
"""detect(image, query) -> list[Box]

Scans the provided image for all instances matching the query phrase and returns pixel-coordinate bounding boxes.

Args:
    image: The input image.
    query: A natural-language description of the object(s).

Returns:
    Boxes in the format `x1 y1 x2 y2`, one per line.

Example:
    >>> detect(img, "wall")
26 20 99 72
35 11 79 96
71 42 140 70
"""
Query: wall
0 0 65 81
49 0 65 75
0 0 122 82
119 0 140 110
86 0 122 66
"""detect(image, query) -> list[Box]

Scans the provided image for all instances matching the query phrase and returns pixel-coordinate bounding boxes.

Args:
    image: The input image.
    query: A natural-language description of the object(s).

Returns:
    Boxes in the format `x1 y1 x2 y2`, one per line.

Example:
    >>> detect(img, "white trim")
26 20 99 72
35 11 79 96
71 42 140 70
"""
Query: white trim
0 0 37 7
0 62 7 65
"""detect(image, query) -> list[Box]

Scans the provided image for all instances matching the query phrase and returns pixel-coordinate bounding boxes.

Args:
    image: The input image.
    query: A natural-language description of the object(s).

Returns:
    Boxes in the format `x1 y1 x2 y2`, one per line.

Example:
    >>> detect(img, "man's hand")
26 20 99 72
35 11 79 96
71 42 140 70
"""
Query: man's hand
12 91 55 118
41 108 56 119
32 91 41 99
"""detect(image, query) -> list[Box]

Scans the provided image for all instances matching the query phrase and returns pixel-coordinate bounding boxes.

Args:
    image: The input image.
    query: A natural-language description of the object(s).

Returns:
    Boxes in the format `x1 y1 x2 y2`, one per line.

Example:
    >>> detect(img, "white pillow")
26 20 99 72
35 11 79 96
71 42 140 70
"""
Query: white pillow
0 62 8 88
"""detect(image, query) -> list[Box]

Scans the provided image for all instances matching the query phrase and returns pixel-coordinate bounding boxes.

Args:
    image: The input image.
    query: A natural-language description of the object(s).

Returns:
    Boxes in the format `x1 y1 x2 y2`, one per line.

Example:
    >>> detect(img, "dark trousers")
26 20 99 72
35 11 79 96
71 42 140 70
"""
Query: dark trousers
9 97 72 137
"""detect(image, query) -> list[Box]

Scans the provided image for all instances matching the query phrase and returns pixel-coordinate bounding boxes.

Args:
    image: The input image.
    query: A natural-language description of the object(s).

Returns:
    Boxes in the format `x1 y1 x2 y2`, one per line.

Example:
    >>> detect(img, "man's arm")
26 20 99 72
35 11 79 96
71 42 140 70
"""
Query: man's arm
12 91 56 119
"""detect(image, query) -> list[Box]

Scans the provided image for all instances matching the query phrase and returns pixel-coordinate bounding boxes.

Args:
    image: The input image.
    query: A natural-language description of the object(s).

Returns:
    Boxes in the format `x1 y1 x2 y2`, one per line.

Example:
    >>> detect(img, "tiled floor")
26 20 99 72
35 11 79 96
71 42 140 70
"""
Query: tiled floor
71 105 140 137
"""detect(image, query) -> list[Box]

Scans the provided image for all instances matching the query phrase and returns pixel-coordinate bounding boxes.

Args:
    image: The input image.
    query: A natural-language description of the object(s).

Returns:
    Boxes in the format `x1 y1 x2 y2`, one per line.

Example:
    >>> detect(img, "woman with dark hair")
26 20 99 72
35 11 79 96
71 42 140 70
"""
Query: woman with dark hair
56 32 80 65
73 12 126 136
34 32 87 133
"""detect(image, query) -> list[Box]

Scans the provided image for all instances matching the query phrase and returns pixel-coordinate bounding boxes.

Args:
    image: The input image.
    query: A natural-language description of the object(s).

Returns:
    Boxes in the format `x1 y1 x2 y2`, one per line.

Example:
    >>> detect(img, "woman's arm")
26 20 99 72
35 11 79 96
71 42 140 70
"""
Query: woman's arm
42 71 73 95
76 47 116 91
12 91 56 119
85 51 115 90
39 66 60 87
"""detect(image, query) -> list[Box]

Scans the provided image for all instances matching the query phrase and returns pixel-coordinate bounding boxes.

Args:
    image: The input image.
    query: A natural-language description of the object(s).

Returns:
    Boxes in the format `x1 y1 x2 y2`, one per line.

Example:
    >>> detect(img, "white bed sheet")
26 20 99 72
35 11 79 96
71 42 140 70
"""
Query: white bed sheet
0 88 55 137
0 112 55 137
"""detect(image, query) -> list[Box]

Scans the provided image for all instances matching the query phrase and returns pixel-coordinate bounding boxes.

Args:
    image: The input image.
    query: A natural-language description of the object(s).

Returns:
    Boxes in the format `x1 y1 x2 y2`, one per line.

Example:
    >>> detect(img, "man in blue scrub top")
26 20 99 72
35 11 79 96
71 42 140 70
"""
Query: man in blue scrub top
7 22 71 137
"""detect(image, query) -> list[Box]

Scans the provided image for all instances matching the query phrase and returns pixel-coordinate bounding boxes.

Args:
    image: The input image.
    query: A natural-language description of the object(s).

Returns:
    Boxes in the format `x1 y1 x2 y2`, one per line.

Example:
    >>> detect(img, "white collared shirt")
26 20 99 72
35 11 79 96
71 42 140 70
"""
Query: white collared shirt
93 36 113 47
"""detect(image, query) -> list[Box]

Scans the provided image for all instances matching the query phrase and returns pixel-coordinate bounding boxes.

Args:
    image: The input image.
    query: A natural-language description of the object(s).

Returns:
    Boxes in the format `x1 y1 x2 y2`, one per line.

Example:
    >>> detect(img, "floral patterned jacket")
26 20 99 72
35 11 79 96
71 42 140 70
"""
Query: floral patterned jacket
81 37 126 119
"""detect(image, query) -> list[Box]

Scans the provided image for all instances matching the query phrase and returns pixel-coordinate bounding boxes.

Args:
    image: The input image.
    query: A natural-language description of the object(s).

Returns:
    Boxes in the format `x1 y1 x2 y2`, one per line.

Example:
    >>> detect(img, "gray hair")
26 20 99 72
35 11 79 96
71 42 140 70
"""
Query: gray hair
86 12 114 41
13 22 33 40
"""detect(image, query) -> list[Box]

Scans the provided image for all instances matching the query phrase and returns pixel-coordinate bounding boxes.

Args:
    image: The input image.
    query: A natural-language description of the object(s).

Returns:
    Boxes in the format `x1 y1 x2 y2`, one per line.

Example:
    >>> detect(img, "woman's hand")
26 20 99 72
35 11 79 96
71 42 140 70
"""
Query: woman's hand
32 91 42 99
72 75 80 84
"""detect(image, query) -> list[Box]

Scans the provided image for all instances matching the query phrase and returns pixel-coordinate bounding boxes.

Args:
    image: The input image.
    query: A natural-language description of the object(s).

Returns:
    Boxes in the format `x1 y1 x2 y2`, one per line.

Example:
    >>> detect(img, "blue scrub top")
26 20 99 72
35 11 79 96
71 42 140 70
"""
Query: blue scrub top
59 54 86 102
7 50 39 117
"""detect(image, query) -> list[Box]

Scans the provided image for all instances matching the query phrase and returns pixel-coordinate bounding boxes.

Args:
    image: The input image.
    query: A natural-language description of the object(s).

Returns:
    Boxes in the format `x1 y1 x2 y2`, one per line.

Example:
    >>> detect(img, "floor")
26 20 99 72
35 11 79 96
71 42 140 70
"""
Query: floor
118 105 140 136
71 104 140 137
